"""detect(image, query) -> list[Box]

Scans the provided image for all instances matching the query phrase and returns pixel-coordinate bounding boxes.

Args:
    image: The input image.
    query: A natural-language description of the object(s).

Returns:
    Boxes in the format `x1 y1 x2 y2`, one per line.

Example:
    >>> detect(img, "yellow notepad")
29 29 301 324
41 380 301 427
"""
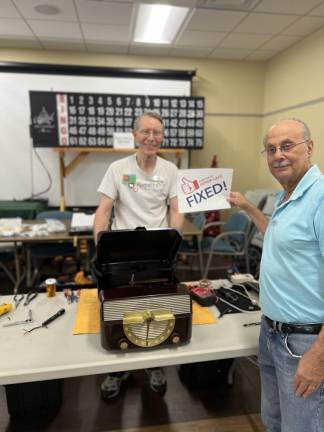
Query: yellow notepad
73 288 100 334
192 300 217 325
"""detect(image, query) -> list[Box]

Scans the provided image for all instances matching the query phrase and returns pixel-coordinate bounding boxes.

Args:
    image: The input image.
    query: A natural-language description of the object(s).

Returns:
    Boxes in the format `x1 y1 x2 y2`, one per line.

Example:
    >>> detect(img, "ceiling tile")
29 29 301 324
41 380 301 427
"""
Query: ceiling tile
282 16 324 36
254 0 322 15
186 9 247 32
28 20 83 39
86 42 129 54
0 0 323 61
309 2 324 16
169 46 214 58
209 47 254 60
13 0 78 21
234 13 298 34
0 18 34 37
176 30 226 47
220 33 272 49
261 34 301 50
0 0 21 18
246 49 278 60
82 23 130 43
75 0 133 25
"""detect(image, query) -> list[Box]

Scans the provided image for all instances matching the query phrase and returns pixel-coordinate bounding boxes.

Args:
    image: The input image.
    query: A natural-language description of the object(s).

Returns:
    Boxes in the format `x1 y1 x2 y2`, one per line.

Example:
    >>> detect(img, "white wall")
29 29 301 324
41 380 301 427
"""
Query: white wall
0 71 190 206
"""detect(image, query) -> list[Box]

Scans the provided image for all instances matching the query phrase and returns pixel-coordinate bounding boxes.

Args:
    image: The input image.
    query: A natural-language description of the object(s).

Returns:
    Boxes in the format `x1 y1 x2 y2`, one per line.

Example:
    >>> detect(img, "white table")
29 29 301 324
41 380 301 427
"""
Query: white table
0 292 261 386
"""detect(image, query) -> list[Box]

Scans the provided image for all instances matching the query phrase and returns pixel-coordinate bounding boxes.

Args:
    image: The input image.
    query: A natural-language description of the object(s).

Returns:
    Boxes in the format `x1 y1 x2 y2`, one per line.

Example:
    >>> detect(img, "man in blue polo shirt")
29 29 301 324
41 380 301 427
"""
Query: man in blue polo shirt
228 118 324 432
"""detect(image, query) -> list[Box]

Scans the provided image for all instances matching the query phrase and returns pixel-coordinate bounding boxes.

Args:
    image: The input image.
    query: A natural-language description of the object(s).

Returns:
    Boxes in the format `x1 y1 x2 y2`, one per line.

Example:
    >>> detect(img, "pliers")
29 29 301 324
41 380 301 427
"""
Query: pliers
13 294 24 309
24 289 38 306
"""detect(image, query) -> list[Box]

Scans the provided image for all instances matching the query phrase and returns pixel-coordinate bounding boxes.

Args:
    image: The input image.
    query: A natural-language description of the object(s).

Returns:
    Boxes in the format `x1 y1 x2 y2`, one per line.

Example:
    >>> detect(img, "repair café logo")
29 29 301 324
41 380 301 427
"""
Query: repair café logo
123 174 138 192
181 175 228 208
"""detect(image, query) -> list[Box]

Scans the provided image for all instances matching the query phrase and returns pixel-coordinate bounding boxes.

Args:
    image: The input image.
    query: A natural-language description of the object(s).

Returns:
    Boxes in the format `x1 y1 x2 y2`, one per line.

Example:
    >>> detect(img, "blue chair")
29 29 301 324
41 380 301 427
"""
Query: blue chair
27 210 77 286
202 210 251 278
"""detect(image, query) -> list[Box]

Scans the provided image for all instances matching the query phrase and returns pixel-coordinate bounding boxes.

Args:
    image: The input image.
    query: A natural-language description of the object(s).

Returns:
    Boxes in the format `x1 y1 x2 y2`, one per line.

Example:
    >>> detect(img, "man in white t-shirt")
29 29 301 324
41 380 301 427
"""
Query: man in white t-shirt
94 111 183 400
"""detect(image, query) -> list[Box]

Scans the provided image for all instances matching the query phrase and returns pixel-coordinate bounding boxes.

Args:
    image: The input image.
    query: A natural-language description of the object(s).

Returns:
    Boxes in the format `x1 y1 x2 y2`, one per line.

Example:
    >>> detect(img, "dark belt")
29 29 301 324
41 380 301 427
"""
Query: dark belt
265 316 322 334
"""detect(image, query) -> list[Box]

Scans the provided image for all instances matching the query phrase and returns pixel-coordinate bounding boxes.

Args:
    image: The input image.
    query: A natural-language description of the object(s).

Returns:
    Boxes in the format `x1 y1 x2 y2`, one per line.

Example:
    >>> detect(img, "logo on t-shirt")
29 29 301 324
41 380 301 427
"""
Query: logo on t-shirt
123 174 137 190
122 173 165 193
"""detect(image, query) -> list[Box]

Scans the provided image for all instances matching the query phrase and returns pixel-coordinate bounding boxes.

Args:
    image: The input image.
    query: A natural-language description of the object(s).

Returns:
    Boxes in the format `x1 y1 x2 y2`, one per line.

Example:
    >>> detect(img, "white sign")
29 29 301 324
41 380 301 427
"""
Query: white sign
113 132 134 149
177 168 233 213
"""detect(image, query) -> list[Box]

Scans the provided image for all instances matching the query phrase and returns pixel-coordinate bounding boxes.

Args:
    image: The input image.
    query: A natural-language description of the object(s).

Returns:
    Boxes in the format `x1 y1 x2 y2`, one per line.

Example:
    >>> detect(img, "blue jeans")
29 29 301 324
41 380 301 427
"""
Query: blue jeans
259 316 324 432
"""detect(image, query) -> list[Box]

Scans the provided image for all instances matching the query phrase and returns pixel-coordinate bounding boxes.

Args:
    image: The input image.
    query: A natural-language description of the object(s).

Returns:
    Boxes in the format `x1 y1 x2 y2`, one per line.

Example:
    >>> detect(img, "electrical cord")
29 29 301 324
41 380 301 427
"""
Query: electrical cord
215 284 259 313
22 148 53 200
223 284 258 306
216 296 258 313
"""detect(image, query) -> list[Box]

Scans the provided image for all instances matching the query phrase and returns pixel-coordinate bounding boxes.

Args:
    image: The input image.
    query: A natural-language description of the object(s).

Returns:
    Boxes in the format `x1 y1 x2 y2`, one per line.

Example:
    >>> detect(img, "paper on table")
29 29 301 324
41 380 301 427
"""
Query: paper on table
70 212 95 232
73 288 100 334
192 300 217 324
72 289 217 335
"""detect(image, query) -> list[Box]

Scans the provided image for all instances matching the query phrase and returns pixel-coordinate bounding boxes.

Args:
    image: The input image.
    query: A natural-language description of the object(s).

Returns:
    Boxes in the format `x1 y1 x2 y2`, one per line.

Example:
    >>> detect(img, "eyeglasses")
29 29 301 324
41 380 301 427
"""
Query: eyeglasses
261 140 308 156
138 129 163 137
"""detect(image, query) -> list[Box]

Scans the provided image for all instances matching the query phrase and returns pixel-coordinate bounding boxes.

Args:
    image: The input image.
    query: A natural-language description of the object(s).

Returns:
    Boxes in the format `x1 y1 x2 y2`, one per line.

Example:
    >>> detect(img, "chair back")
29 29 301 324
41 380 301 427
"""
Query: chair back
224 211 250 250
190 212 205 230
36 210 72 220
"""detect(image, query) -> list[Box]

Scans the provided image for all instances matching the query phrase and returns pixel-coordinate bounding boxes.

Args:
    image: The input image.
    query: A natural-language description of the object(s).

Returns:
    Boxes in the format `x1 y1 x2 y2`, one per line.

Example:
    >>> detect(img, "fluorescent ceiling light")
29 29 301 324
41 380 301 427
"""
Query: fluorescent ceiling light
134 4 189 44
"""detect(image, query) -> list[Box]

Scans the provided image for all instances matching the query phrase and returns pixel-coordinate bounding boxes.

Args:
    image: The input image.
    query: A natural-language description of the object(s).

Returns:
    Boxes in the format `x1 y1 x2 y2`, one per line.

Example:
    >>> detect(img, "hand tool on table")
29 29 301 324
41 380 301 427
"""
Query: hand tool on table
0 303 12 317
24 308 66 335
13 294 24 309
24 289 38 306
3 309 33 327
64 288 80 304
243 322 261 327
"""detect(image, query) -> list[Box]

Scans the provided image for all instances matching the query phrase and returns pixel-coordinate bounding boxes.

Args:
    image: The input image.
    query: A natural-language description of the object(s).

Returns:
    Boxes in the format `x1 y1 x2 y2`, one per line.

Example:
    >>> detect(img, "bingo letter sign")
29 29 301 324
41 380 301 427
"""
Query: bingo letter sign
177 168 233 213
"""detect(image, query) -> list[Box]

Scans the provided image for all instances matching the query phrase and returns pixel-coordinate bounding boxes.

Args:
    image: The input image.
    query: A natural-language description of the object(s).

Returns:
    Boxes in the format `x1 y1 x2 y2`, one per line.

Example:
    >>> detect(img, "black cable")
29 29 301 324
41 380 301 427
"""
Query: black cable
23 148 52 200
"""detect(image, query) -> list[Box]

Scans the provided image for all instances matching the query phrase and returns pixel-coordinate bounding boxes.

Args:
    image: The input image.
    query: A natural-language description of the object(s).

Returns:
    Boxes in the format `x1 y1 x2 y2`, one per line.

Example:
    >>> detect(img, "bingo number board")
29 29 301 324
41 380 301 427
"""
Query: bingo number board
29 91 205 149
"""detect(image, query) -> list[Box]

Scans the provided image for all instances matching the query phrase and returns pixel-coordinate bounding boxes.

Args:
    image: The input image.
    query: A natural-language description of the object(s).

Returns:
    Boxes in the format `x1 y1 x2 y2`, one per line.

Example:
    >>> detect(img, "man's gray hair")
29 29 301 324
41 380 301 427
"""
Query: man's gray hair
133 111 164 130
263 118 311 146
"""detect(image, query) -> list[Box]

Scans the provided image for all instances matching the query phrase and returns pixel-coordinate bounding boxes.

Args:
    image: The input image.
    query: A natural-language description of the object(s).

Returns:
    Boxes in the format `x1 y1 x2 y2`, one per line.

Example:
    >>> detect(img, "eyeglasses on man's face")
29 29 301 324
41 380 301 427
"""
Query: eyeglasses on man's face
261 140 308 156
138 129 163 137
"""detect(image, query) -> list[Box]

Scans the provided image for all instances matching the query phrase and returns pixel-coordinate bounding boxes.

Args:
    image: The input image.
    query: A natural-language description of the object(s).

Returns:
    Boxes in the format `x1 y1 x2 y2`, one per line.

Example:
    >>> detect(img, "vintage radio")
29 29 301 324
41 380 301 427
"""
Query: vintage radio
93 228 192 350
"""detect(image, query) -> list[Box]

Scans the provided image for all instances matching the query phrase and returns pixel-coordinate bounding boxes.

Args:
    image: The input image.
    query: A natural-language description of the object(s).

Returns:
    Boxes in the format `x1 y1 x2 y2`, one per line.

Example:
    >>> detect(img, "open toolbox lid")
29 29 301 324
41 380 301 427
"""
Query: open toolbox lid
93 228 183 289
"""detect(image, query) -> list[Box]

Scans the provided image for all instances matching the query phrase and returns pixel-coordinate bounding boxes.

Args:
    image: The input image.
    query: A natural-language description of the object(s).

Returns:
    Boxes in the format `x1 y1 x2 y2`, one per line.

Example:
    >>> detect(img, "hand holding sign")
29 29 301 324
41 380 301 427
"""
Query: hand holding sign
177 168 233 213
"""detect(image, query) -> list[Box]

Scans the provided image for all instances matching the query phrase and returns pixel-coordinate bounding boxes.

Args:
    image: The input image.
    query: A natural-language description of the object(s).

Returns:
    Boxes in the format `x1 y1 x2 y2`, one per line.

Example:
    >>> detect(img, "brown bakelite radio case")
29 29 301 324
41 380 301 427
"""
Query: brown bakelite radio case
93 227 192 351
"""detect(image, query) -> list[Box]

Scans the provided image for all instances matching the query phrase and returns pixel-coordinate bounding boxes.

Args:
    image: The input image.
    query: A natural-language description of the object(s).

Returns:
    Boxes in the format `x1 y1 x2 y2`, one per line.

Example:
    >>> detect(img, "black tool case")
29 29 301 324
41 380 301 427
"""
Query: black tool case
93 227 192 350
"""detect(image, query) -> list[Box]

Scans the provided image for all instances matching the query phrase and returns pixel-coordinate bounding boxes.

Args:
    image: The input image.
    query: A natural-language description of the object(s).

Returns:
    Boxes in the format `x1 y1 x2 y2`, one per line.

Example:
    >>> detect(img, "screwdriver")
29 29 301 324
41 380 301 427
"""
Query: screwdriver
24 308 66 334
3 309 33 327
0 303 12 317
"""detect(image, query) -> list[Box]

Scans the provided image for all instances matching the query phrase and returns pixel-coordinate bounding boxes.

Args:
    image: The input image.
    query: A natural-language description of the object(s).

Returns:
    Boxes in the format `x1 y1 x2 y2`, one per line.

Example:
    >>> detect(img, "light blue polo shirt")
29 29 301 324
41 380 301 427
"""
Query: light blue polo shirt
260 165 324 323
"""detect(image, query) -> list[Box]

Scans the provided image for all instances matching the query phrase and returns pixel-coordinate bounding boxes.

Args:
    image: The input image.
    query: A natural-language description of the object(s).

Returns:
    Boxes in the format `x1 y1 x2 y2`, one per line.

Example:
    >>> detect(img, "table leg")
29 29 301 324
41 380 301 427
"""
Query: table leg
26 245 32 288
13 242 26 294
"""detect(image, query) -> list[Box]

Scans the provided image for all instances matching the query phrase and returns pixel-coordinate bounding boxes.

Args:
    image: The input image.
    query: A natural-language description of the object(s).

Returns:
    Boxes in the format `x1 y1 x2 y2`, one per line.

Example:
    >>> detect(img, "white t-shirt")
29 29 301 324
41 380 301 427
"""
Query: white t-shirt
97 154 178 230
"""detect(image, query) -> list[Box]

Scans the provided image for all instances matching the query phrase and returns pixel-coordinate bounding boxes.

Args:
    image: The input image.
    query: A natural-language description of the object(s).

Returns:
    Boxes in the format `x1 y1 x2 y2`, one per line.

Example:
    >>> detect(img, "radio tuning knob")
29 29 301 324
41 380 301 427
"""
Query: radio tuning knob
119 340 129 350
171 334 180 344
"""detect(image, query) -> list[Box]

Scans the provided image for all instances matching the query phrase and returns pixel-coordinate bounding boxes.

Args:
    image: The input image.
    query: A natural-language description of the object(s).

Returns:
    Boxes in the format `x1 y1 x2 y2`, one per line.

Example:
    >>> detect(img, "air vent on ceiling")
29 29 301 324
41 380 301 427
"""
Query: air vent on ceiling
196 0 259 11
